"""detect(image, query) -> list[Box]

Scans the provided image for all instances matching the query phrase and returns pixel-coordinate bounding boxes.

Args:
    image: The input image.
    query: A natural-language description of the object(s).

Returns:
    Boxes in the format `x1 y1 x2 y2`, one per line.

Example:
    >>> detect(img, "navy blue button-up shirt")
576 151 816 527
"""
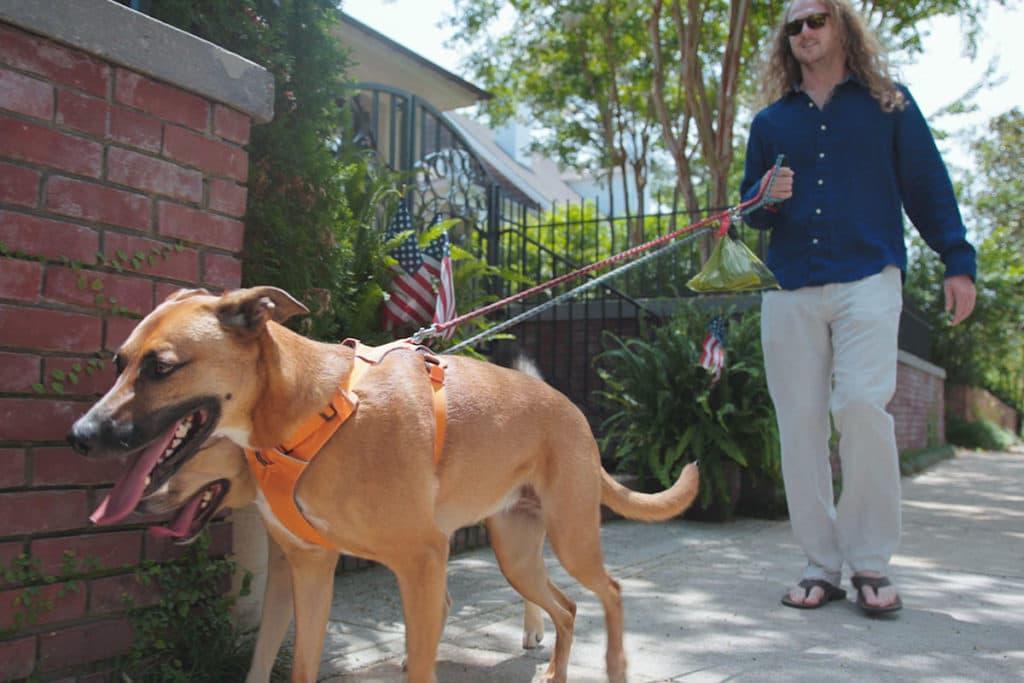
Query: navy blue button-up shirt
740 79 976 290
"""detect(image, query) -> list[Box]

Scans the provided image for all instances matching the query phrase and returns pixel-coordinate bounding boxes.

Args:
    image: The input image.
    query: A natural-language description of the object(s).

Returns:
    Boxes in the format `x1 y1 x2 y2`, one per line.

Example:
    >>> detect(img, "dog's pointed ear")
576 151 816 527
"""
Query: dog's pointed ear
164 287 211 304
215 287 309 332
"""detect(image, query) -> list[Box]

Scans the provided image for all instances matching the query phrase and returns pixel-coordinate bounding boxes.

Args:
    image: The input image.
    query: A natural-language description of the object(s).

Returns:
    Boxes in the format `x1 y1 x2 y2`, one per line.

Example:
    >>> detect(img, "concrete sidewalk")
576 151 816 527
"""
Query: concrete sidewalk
317 450 1024 682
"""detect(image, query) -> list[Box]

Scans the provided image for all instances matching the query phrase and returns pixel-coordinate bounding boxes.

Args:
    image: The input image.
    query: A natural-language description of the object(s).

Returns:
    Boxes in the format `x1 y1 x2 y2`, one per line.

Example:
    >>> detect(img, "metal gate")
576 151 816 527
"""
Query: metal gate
346 83 726 422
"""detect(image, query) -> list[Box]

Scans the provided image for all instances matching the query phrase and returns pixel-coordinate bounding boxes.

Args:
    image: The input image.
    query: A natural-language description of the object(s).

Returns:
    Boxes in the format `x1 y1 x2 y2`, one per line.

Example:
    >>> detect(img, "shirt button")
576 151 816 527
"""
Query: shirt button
820 124 827 131
816 208 822 215
818 179 824 185
808 102 814 108
812 238 819 245
819 152 825 158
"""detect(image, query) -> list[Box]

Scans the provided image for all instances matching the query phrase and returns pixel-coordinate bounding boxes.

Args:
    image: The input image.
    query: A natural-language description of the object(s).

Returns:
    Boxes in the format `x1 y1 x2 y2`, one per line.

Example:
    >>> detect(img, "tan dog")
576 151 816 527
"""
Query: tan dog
68 286 699 683
140 436 549 679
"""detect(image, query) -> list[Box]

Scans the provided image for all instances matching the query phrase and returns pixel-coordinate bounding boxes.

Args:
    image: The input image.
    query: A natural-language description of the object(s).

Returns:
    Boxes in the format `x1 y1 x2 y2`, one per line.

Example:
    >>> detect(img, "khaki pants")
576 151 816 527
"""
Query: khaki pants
761 266 903 584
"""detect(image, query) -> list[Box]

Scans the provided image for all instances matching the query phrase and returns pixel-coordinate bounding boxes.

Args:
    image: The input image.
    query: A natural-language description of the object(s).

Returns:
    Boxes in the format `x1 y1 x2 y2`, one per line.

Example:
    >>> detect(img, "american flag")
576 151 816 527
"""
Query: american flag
699 316 726 384
382 201 435 331
381 204 457 338
421 226 456 339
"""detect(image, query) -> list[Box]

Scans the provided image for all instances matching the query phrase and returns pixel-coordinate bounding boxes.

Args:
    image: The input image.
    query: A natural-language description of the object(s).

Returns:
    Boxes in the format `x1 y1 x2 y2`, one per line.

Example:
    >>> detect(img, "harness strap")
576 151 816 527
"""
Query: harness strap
244 339 447 550
345 338 447 464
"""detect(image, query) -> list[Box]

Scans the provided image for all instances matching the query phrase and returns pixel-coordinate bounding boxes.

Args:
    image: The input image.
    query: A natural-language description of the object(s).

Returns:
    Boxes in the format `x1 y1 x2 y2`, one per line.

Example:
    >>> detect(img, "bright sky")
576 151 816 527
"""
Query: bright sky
342 0 1023 174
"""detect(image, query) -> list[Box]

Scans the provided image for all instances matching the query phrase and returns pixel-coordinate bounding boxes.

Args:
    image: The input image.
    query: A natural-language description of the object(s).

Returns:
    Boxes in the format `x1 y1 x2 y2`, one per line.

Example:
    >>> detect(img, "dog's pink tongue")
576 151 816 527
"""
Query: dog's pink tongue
148 493 204 539
90 424 179 526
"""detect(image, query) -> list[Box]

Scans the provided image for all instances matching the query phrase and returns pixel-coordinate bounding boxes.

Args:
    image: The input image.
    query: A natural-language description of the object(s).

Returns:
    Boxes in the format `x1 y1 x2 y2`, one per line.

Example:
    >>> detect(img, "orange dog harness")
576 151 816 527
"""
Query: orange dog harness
244 339 447 550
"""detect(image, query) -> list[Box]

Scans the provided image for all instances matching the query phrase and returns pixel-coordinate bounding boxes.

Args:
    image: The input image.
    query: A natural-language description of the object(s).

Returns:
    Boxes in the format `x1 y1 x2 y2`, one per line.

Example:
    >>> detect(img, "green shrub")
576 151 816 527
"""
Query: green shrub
117 533 268 683
946 417 1020 451
597 301 780 513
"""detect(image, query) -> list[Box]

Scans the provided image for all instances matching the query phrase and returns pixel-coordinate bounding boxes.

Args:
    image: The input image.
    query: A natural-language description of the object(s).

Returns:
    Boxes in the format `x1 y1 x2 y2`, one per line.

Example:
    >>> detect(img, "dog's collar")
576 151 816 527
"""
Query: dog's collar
244 339 447 550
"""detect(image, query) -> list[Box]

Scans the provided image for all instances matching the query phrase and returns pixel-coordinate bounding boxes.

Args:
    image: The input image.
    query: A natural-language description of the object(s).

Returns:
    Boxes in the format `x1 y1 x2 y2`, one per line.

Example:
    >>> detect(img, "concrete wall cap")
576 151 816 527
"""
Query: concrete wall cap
898 349 947 379
0 0 275 123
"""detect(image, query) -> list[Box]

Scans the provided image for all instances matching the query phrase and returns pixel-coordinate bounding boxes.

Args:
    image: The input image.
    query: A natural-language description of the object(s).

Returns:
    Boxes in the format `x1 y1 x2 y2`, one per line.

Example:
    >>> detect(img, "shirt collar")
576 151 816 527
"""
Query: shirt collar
789 72 863 97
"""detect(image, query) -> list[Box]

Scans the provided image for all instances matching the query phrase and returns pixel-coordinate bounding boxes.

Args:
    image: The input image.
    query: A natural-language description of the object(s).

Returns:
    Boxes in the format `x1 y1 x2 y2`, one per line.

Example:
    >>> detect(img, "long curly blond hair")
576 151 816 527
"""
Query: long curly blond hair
759 0 906 111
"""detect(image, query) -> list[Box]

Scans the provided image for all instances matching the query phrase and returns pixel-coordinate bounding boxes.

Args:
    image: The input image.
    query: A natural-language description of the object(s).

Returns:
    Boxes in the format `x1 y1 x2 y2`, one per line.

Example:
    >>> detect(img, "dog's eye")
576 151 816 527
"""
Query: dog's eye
153 361 177 377
141 353 181 380
114 354 126 376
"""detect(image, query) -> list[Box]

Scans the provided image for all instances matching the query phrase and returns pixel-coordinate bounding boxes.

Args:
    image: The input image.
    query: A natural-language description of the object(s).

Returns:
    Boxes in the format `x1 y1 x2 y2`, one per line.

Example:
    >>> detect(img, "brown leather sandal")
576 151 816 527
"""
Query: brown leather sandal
851 575 903 615
781 578 847 609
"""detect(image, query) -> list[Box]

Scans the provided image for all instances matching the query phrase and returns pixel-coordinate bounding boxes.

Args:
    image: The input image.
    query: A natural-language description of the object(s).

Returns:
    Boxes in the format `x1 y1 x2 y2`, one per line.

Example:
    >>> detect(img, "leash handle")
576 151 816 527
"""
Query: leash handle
741 153 786 215
715 154 785 238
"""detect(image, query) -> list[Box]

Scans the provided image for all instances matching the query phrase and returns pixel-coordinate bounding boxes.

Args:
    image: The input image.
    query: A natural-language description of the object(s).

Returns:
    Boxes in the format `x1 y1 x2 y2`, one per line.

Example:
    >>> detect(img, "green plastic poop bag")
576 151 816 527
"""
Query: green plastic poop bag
687 230 779 293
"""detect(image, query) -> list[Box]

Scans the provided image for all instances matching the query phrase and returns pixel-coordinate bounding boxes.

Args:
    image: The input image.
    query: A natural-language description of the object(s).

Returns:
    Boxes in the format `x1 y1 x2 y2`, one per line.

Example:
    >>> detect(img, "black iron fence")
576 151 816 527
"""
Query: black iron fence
345 82 931 430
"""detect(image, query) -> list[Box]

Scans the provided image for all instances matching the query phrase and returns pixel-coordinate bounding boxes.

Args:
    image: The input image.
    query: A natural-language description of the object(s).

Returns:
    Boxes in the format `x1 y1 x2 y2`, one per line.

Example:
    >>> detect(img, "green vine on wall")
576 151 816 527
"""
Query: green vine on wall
0 238 191 396
118 532 258 683
31 359 106 395
0 540 265 682
0 551 100 639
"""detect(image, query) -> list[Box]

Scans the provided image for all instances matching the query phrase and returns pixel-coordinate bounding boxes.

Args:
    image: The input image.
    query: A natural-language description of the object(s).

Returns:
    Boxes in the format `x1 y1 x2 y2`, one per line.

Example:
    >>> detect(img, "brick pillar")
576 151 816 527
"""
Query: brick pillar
887 351 948 451
0 1 273 679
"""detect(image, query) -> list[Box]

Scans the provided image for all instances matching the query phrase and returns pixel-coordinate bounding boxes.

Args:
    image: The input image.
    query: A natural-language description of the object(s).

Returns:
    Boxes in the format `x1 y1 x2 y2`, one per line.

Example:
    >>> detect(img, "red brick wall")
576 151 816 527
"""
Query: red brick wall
946 384 1020 434
0 21 252 681
887 355 946 451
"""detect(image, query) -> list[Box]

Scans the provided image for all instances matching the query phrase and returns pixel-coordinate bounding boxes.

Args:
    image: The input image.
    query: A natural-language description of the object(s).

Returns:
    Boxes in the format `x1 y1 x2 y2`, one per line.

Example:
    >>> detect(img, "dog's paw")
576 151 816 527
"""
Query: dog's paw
522 628 544 649
523 600 545 648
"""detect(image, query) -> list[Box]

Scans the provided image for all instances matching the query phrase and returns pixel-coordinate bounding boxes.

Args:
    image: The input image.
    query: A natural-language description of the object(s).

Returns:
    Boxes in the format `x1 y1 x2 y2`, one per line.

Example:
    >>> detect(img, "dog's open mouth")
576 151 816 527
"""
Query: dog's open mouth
148 479 230 544
90 404 218 526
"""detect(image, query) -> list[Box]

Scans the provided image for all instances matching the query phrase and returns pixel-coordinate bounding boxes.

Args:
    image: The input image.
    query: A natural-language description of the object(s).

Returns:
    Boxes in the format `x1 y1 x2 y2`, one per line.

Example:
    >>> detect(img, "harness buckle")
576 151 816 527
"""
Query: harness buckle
319 402 339 422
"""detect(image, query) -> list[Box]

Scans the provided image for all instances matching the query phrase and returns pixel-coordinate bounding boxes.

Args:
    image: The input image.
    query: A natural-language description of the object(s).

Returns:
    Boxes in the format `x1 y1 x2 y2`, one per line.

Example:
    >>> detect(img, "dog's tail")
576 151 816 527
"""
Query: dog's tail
502 348 697 520
600 463 699 522
511 354 542 380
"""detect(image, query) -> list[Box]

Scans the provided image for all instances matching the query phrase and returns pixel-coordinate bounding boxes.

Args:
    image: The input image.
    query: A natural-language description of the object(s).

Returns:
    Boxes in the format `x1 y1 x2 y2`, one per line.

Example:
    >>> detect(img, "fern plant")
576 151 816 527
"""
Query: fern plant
597 301 781 514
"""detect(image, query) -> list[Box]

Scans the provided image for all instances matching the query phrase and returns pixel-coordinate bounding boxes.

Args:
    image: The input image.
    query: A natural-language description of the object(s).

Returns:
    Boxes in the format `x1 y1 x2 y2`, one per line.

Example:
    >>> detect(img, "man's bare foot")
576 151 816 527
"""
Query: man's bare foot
781 579 846 609
851 573 902 614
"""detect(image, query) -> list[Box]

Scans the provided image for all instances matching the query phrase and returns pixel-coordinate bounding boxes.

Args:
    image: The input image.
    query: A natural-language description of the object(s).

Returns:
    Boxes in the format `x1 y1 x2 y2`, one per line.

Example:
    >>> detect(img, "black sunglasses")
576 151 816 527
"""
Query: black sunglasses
785 12 829 36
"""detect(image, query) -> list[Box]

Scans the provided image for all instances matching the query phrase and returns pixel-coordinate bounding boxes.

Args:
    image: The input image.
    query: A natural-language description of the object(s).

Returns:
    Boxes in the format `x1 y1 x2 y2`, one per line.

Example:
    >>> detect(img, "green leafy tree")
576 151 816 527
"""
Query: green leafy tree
905 108 1024 410
145 0 405 341
448 0 1007 216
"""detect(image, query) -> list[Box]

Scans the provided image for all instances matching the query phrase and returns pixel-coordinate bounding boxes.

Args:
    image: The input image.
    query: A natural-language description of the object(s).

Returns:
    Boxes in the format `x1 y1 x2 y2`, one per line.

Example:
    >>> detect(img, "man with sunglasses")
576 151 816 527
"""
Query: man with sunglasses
740 0 976 616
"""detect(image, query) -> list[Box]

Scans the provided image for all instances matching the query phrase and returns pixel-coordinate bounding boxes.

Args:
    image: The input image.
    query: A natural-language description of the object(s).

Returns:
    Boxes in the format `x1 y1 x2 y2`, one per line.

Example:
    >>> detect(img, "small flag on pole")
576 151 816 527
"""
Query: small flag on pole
422 227 456 339
700 316 726 384
382 201 435 331
381 204 458 340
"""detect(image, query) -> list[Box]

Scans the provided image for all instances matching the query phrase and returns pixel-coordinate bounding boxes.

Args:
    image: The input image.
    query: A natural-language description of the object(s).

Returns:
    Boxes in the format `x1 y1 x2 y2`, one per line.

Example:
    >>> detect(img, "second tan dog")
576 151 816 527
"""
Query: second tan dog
141 435 550 680
68 286 699 683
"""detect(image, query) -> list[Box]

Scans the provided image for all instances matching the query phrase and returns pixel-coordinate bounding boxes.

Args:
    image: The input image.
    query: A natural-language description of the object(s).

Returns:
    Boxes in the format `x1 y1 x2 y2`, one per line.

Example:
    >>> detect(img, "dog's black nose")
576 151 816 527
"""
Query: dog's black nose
67 421 97 455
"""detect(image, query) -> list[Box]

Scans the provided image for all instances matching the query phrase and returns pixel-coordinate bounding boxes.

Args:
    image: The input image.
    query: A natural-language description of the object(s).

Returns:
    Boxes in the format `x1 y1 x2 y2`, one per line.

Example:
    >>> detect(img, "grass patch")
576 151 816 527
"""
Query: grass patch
946 418 1021 451
899 444 957 476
